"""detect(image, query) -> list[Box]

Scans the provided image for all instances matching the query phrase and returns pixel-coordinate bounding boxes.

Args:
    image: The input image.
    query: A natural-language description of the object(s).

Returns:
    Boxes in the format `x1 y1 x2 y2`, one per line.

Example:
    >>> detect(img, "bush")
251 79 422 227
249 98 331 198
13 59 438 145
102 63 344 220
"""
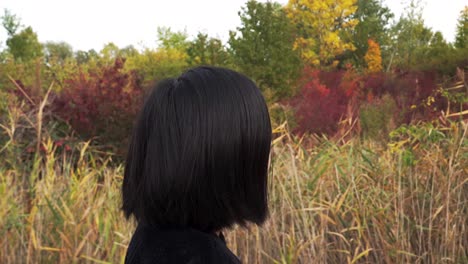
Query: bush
290 68 357 135
359 94 397 140
290 68 445 137
53 58 143 155
361 71 442 123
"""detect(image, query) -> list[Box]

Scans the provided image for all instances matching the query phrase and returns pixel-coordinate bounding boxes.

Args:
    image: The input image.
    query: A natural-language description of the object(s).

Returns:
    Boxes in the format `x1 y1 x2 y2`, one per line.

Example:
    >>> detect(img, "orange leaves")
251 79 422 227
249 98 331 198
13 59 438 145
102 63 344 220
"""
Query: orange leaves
364 39 383 73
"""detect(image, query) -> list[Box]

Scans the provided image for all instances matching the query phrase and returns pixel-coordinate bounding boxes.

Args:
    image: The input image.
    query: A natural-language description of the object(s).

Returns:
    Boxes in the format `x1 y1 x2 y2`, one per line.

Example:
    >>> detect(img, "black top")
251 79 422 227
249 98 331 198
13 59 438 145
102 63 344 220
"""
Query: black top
125 225 241 264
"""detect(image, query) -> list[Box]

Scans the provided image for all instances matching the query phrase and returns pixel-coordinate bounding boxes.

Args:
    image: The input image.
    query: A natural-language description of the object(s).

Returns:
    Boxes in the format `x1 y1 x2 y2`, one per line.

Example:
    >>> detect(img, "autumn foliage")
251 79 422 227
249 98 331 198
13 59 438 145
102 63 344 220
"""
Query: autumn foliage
286 0 358 66
53 58 143 152
290 68 357 135
290 67 444 136
364 39 383 73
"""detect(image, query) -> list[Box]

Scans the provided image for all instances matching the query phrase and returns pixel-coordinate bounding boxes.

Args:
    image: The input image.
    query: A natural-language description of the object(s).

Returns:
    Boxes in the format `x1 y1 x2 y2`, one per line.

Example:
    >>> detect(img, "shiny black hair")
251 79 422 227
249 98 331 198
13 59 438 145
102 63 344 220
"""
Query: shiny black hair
122 66 271 232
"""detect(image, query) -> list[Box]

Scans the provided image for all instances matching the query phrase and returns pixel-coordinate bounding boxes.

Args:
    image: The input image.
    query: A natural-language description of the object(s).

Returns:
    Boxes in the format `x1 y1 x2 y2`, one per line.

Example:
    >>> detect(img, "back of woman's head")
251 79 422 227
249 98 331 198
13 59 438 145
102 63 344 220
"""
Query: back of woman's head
122 66 271 232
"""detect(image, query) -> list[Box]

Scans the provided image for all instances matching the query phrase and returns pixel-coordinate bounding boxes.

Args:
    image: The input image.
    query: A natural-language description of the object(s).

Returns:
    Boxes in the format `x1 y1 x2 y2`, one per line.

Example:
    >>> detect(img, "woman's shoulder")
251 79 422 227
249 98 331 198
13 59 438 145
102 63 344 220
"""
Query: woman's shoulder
125 225 241 264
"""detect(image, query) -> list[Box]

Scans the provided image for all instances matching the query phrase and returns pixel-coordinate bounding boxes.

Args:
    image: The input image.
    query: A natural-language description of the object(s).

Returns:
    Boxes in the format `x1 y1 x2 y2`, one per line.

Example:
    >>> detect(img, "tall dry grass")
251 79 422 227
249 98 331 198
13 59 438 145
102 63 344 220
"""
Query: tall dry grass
228 121 467 263
0 100 467 263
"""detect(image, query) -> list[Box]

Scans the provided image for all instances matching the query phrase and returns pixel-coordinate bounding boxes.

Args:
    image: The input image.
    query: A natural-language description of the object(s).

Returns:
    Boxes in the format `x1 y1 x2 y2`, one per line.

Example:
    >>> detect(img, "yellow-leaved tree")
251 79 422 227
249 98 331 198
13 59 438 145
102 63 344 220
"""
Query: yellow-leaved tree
364 39 383 73
286 0 358 67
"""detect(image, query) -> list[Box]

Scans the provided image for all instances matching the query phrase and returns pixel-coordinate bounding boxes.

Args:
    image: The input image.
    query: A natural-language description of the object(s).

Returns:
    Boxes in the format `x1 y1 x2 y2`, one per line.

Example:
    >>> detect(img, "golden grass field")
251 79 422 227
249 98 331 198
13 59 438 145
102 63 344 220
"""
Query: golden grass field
1 103 467 264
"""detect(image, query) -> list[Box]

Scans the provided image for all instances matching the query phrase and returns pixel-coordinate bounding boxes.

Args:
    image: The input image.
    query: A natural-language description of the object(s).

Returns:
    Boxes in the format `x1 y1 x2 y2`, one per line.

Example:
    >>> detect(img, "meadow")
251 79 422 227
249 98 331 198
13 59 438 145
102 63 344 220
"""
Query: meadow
0 96 467 263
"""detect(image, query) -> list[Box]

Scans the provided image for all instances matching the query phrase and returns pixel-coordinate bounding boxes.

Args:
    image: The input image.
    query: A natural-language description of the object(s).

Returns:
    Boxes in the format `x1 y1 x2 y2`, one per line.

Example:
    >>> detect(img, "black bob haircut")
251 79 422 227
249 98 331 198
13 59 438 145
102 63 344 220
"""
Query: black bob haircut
122 66 272 232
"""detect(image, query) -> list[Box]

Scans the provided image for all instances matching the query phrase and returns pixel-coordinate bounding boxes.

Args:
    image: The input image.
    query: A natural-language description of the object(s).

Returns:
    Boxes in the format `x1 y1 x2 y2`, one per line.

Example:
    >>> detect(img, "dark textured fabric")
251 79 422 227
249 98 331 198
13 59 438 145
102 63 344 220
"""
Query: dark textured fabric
125 225 241 264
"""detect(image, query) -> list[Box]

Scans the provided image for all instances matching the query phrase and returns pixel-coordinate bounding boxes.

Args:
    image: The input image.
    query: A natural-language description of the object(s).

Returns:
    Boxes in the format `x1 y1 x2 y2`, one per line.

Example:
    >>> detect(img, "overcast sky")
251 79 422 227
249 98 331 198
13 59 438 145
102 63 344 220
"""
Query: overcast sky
0 0 466 51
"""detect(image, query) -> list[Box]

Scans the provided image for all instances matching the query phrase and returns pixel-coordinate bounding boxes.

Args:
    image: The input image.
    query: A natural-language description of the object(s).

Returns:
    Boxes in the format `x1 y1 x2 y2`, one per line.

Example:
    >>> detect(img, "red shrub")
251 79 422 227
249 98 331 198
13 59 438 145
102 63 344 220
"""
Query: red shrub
361 71 442 123
53 58 143 153
291 68 355 135
289 67 443 136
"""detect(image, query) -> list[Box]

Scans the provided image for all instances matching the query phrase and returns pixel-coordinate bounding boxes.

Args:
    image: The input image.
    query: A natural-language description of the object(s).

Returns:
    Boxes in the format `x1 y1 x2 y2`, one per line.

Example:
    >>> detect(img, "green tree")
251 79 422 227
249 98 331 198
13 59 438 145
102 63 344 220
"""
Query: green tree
1 10 43 62
157 27 189 51
42 41 76 88
124 28 190 82
412 31 467 75
125 48 188 83
6 27 43 61
75 49 98 64
421 32 453 72
1 9 20 36
347 0 394 68
387 4 463 77
454 6 468 49
187 33 230 66
43 41 73 64
387 0 434 70
100 42 121 61
229 0 301 99
120 45 138 58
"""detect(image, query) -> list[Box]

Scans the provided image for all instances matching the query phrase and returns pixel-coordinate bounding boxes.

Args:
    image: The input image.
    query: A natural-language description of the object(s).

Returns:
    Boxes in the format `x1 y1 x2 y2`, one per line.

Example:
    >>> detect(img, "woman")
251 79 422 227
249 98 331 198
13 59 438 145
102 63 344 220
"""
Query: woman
122 66 272 263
